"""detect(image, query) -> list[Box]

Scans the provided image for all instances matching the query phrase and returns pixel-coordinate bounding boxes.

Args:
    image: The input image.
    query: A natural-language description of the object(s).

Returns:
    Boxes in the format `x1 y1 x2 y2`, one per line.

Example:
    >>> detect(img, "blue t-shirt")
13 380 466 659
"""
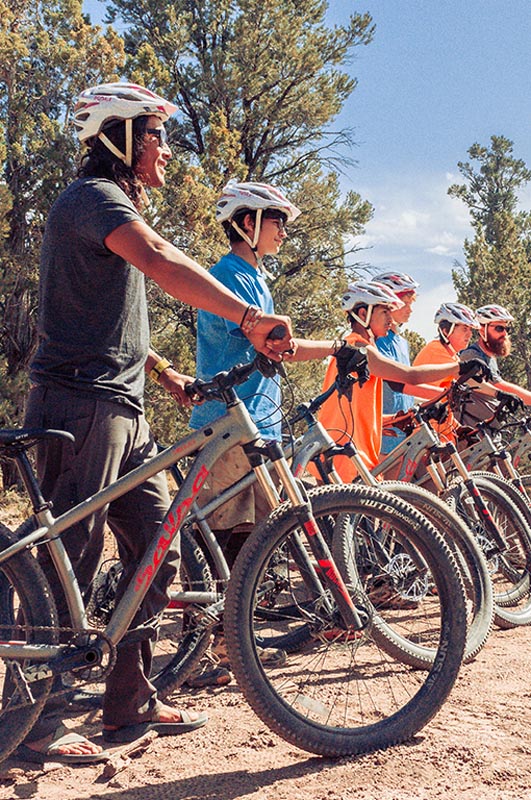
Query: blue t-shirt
189 252 281 440
376 329 415 454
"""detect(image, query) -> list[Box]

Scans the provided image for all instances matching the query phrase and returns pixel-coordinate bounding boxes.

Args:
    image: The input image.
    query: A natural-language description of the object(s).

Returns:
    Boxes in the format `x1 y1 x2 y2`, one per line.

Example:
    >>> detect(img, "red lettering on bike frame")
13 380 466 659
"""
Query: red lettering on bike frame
303 519 320 537
318 559 355 607
135 465 209 592
404 458 417 480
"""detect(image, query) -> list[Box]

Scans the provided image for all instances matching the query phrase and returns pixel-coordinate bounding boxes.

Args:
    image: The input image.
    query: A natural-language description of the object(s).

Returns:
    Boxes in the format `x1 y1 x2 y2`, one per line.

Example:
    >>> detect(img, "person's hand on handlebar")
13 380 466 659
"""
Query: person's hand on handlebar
496 390 524 415
458 357 492 383
246 315 296 361
159 368 196 408
334 342 370 390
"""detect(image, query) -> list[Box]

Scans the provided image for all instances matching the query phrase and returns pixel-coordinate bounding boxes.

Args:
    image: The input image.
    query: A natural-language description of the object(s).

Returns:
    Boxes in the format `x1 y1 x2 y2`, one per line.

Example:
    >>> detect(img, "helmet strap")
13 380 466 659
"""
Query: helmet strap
479 323 488 341
350 305 373 329
98 118 133 167
229 209 273 278
438 322 455 344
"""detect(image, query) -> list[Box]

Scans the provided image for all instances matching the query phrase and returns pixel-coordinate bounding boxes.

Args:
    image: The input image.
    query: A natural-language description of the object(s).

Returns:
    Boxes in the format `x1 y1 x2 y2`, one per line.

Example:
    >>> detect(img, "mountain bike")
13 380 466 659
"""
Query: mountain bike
138 362 485 687
367 386 531 629
0 355 467 759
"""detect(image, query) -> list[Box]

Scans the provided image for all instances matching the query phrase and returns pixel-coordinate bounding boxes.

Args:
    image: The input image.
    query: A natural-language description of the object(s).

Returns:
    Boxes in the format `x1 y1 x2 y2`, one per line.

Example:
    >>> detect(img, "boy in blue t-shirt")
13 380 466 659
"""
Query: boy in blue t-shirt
374 272 420 454
188 181 341 685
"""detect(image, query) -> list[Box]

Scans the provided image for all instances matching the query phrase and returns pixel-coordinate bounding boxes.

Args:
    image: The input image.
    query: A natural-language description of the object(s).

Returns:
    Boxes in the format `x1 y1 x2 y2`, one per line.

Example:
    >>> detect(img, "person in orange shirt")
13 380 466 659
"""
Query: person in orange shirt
413 302 479 441
315 282 465 481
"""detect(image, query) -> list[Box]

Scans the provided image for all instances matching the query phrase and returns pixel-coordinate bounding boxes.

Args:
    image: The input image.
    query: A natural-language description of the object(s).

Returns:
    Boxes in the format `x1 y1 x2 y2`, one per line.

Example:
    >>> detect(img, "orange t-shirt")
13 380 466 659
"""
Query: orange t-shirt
413 339 458 442
311 332 382 480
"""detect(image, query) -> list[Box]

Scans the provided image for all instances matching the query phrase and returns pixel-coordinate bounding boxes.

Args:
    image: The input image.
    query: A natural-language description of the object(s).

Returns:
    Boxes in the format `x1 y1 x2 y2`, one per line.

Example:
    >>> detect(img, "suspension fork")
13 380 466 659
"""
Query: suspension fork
257 441 368 631
443 441 509 553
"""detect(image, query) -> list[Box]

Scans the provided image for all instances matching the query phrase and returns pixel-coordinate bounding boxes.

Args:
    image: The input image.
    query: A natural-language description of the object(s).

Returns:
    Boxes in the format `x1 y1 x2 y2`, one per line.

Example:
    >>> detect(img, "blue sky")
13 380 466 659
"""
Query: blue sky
83 0 531 339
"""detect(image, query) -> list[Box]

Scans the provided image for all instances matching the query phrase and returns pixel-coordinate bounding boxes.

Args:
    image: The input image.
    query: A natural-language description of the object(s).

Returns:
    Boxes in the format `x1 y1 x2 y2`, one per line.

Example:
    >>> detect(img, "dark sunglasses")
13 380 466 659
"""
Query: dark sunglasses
491 324 511 333
146 127 168 146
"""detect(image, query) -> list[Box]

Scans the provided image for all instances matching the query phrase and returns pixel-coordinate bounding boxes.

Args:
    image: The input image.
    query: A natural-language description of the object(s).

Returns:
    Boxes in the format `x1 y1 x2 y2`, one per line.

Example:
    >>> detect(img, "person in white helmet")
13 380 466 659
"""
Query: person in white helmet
313 281 474 481
464 305 531 402
18 84 295 763
413 302 480 441
374 272 420 454
188 181 365 683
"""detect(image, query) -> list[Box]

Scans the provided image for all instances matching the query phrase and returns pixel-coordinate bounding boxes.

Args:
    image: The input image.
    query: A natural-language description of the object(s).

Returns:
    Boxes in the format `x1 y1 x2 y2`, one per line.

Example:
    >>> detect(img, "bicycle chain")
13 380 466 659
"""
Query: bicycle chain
1 625 116 714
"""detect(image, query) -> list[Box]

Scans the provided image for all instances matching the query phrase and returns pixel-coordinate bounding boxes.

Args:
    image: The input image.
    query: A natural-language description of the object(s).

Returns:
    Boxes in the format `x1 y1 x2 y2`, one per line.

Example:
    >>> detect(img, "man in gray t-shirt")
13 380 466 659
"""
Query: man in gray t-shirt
20 83 294 764
458 304 531 427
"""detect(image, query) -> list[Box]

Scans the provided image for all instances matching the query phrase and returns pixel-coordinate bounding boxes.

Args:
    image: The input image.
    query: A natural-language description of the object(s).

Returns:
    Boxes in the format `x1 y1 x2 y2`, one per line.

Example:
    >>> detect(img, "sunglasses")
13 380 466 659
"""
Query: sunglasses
146 127 168 146
263 211 288 232
491 324 511 333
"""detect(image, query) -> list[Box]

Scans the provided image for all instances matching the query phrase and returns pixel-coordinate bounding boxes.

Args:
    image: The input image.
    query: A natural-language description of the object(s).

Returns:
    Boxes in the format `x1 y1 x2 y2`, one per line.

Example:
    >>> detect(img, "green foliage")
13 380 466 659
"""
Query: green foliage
104 0 375 423
448 135 531 246
403 328 426 363
449 136 531 388
0 0 375 450
0 1 125 429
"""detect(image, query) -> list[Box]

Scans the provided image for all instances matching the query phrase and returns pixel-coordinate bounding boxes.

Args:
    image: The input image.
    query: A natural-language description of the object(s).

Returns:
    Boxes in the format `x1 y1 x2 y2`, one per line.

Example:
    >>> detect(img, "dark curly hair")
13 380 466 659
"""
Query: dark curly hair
77 116 150 209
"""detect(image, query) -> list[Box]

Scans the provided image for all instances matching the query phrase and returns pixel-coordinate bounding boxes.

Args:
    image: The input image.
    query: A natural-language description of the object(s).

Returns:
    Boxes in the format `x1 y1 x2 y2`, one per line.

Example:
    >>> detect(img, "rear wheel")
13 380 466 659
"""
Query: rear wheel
0 523 58 763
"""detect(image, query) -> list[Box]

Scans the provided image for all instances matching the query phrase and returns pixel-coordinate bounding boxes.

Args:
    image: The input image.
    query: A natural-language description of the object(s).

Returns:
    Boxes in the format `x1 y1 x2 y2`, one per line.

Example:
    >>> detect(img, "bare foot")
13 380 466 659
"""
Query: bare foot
26 730 102 757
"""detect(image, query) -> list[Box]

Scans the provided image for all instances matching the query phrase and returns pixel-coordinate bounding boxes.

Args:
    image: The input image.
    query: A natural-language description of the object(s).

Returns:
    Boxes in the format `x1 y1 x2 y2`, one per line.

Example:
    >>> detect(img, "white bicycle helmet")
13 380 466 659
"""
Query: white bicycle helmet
341 280 404 328
434 302 478 328
373 271 419 294
475 303 514 341
216 181 301 225
475 304 514 325
215 182 300 275
434 302 479 342
73 82 177 167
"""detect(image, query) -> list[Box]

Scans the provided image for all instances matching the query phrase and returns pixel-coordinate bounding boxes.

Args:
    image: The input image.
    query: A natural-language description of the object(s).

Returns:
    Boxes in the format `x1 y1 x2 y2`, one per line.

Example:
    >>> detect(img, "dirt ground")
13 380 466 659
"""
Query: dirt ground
1 500 531 800
0 615 530 799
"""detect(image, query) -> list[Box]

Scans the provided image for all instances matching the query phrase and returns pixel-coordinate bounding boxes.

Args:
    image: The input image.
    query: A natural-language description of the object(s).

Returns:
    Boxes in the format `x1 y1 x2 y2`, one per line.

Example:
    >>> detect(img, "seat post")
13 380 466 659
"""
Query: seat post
14 449 51 513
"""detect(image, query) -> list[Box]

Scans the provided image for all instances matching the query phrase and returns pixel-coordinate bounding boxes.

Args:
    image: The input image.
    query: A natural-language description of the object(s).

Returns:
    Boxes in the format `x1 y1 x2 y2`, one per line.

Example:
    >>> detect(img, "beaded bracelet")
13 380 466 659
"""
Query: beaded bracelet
241 305 264 335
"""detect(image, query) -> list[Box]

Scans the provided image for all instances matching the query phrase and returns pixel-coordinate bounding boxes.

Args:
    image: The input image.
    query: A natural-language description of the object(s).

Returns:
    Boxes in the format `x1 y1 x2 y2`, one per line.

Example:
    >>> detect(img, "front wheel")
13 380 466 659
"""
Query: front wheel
0 523 58 763
224 485 466 757
444 474 531 628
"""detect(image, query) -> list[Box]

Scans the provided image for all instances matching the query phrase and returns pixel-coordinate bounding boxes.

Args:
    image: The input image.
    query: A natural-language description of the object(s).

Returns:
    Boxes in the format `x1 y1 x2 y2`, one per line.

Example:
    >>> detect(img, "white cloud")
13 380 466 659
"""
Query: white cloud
342 172 470 339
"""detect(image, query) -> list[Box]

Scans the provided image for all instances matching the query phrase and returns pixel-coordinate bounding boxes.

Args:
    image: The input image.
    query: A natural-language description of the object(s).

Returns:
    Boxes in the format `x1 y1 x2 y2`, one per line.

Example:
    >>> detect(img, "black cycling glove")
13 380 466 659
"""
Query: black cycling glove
496 390 524 415
458 357 492 383
334 342 370 400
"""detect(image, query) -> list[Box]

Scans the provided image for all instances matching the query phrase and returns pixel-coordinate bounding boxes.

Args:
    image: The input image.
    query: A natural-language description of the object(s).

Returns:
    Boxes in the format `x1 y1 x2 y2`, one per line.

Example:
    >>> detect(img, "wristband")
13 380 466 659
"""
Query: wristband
241 305 264 335
149 357 174 383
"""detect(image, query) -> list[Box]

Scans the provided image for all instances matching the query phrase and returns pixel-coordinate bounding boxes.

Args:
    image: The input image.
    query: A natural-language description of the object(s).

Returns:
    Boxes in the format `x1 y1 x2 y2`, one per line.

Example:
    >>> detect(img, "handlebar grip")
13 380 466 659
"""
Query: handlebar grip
267 324 294 355
269 324 288 340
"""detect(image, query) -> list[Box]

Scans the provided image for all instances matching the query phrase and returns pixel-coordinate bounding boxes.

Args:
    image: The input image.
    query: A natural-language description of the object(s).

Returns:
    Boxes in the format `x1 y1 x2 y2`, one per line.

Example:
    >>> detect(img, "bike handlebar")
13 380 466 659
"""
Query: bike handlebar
185 354 282 402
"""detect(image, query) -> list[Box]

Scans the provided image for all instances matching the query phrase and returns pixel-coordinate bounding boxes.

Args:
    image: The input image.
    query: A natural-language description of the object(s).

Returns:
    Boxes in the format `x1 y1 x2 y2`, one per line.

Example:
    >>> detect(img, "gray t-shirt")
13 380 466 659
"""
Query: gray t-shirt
456 342 502 427
30 177 149 410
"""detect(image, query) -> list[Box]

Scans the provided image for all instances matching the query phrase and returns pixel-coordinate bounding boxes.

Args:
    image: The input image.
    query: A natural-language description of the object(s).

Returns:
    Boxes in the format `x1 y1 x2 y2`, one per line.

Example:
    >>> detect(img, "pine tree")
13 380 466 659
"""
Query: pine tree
0 1 124 482
449 136 531 387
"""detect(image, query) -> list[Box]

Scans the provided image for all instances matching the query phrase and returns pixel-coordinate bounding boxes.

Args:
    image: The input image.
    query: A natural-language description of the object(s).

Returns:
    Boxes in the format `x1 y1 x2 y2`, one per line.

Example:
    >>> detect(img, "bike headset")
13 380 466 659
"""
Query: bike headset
73 82 177 167
475 304 514 342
